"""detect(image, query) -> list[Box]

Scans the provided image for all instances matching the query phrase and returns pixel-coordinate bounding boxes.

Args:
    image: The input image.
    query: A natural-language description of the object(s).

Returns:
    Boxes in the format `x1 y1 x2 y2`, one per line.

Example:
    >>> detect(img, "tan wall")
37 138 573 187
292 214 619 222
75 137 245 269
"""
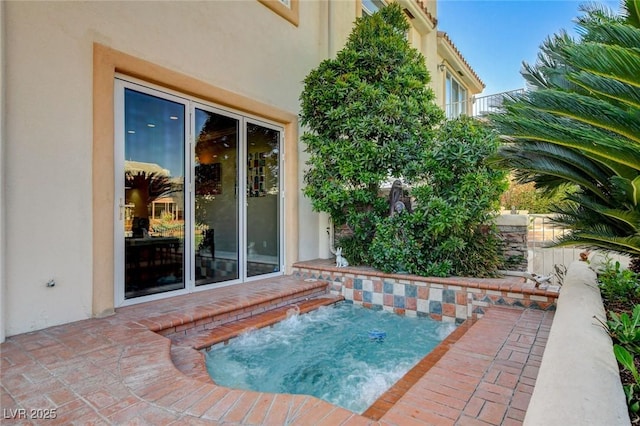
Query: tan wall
298 0 358 261
422 29 442 107
2 0 478 336
0 0 6 343
392 0 442 108
3 0 353 336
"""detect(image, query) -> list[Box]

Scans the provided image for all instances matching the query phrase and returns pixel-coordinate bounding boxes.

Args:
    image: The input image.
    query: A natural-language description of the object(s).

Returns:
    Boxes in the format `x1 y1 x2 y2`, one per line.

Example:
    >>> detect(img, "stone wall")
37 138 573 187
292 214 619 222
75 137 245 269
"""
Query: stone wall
496 214 528 272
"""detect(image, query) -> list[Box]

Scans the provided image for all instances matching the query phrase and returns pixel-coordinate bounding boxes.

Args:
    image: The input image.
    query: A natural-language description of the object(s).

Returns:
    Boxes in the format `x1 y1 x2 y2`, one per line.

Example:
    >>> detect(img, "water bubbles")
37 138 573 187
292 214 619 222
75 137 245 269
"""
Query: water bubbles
438 321 458 340
206 302 456 414
286 305 300 318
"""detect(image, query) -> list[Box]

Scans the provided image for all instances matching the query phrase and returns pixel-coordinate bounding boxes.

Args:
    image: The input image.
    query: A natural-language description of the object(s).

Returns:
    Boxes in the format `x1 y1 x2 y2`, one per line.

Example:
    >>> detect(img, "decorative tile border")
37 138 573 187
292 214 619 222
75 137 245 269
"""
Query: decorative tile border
293 262 558 324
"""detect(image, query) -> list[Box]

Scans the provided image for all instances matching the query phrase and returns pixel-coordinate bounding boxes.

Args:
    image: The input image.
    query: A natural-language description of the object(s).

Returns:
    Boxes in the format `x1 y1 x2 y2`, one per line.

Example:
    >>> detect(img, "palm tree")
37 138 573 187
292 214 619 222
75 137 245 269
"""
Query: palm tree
125 171 175 218
491 0 640 268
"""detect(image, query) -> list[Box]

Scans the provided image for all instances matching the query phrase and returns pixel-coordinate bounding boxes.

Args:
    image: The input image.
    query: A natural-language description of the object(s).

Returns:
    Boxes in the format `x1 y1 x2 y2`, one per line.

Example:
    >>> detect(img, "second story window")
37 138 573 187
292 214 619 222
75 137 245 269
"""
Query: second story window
258 0 299 26
446 71 468 118
362 0 386 16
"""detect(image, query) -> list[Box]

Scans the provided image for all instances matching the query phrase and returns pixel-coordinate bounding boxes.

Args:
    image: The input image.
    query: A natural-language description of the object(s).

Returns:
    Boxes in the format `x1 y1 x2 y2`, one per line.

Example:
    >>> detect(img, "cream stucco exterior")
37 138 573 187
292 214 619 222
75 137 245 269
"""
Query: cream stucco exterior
0 0 6 343
1 0 482 339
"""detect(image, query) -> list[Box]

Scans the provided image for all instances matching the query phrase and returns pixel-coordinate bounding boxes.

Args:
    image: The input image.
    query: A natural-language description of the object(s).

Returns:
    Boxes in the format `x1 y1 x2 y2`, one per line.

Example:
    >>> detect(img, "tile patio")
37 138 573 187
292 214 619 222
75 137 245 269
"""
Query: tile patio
1 274 553 425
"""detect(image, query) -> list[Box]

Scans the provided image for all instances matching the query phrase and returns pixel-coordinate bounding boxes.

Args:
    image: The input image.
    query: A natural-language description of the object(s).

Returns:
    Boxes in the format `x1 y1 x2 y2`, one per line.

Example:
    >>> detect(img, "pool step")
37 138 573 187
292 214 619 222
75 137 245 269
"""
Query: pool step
169 344 213 383
172 296 344 351
148 277 330 338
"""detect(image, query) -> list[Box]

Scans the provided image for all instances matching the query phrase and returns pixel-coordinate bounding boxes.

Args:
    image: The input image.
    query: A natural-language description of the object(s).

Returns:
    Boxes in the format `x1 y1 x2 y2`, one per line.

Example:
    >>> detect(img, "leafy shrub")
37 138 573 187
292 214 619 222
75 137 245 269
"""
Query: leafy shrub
299 3 443 265
614 344 640 415
598 257 640 419
599 258 640 304
300 6 506 277
368 213 424 274
369 117 507 276
337 227 374 266
500 180 578 214
413 117 507 277
608 305 640 354
599 256 640 422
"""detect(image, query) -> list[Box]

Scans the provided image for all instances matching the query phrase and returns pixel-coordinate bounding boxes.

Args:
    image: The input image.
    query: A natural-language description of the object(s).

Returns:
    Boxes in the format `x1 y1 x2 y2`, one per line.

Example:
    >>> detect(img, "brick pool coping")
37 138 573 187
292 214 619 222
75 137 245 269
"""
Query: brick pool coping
1 274 553 425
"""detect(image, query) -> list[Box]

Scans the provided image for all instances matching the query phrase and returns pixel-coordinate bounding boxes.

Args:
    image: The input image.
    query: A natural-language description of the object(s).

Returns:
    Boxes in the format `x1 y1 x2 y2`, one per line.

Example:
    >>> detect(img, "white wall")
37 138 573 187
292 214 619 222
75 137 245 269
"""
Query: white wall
3 0 351 336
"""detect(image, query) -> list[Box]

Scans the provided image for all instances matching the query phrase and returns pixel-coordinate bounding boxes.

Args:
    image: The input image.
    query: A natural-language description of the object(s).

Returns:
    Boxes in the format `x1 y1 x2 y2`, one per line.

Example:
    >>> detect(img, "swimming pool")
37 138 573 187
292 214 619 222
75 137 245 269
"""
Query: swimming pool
205 302 457 413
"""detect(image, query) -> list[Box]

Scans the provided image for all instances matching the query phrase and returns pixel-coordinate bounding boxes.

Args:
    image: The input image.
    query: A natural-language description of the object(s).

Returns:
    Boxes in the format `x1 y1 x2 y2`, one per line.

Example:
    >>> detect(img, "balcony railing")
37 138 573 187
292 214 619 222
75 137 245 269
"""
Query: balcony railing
471 89 525 118
445 101 468 119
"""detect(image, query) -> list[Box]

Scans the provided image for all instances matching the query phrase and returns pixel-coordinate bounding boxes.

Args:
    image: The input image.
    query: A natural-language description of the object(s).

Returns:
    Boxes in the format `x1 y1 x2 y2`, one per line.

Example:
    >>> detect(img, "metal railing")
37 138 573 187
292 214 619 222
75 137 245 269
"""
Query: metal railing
527 214 630 286
528 214 579 285
472 89 525 118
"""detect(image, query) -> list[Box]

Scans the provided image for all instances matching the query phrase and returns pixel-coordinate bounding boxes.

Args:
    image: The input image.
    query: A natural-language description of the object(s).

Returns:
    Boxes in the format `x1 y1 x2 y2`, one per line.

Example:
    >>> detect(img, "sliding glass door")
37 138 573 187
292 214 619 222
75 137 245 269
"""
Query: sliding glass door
115 79 283 305
117 86 187 300
246 121 281 277
193 108 240 285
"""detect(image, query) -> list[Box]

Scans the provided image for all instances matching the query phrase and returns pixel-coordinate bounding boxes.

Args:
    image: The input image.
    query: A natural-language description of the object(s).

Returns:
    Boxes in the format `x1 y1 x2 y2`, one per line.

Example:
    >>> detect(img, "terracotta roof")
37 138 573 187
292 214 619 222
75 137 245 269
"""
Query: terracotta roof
438 31 485 89
413 0 438 27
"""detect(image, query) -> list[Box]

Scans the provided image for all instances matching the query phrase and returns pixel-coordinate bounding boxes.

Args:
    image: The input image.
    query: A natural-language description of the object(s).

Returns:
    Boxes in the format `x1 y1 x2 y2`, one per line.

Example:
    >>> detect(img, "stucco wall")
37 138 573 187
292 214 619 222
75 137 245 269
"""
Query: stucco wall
496 214 528 271
2 0 350 336
297 0 358 263
0 0 6 343
423 27 441 106
524 261 629 425
2 0 472 337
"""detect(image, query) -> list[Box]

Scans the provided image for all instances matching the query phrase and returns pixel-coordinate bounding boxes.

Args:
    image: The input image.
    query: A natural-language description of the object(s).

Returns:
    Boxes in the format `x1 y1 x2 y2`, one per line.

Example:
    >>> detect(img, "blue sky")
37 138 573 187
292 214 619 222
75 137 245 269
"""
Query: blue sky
437 0 621 96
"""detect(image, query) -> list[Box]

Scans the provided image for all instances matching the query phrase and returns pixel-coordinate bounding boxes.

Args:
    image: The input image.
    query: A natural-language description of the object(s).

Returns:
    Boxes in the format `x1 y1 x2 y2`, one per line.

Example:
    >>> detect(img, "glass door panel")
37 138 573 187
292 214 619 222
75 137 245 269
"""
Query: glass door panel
246 122 281 277
123 88 186 299
117 79 285 303
194 108 239 285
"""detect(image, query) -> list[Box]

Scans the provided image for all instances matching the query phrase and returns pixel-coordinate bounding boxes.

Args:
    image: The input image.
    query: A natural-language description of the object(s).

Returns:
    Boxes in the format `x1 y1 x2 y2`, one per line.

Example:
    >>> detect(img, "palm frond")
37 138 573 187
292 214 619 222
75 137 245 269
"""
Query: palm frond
552 195 638 244
554 232 640 256
524 90 640 143
578 21 640 50
568 71 640 108
491 109 640 172
611 175 640 206
567 197 640 231
499 140 614 180
521 32 576 90
564 42 640 89
576 3 626 41
622 0 640 28
495 152 609 200
492 2 640 259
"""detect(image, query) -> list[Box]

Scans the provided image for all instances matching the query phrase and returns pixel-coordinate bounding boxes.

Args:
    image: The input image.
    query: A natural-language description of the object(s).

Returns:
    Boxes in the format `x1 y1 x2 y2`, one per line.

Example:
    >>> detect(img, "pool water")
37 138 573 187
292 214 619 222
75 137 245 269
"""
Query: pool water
205 302 457 413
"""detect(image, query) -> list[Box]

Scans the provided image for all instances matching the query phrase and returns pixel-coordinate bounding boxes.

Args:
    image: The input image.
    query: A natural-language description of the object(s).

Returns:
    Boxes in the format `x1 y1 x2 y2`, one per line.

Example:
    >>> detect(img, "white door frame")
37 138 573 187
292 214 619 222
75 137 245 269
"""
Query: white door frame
242 117 286 283
114 78 285 306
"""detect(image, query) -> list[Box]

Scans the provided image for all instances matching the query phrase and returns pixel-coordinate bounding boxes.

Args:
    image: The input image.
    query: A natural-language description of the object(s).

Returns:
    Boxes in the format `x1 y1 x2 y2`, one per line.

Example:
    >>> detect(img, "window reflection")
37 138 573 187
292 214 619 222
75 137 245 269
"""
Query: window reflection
194 109 239 285
123 89 185 299
246 123 280 277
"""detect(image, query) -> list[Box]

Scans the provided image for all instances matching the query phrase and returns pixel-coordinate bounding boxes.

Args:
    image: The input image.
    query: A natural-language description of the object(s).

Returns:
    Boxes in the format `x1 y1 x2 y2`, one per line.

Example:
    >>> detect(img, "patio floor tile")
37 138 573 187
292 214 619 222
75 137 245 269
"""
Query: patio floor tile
0 275 552 425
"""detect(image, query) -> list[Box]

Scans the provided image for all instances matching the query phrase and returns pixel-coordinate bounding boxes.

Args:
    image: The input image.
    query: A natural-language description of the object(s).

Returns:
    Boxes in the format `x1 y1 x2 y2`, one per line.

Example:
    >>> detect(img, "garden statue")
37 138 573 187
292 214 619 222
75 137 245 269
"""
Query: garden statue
335 247 349 268
388 179 406 216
